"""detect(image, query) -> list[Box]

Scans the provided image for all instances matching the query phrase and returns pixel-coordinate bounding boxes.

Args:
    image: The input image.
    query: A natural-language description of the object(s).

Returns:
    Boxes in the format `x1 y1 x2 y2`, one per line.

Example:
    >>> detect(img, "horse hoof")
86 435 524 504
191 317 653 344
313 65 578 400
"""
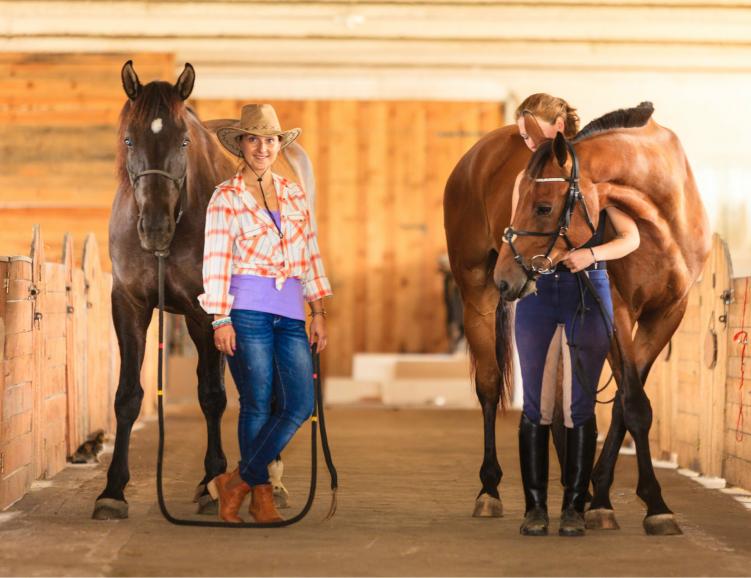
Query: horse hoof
585 508 620 530
196 492 218 515
472 494 503 518
92 498 129 520
273 486 290 510
643 513 682 536
193 483 207 503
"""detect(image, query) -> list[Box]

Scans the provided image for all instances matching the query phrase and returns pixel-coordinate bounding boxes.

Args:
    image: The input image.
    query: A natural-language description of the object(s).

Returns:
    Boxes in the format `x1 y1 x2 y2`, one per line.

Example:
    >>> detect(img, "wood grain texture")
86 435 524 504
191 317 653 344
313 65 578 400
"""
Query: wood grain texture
0 52 175 270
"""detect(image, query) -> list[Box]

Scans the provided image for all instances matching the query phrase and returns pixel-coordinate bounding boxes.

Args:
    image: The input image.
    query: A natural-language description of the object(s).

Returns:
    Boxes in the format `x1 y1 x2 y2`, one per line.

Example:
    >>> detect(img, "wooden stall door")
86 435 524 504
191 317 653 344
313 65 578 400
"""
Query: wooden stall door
193 99 503 376
0 256 34 509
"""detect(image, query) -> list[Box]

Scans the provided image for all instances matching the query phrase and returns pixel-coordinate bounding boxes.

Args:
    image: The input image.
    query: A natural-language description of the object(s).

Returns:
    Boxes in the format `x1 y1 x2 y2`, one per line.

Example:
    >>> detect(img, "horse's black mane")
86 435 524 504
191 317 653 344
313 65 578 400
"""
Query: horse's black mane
572 101 654 142
526 102 655 178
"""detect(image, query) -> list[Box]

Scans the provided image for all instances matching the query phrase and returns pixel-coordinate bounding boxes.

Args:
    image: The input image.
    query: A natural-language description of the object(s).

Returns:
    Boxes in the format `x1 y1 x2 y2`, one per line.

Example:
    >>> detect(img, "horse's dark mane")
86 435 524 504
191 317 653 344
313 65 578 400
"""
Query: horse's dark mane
572 101 654 142
524 102 655 178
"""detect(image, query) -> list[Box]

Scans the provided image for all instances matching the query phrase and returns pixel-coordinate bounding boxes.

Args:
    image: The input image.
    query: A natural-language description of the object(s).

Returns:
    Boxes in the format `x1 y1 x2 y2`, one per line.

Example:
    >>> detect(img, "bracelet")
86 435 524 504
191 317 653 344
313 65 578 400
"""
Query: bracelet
588 247 598 268
310 309 327 319
211 317 232 330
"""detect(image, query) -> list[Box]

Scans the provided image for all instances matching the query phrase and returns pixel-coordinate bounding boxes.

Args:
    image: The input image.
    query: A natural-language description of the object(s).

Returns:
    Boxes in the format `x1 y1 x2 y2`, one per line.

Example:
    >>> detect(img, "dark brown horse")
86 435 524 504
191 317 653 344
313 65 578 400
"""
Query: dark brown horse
93 61 314 519
444 103 710 534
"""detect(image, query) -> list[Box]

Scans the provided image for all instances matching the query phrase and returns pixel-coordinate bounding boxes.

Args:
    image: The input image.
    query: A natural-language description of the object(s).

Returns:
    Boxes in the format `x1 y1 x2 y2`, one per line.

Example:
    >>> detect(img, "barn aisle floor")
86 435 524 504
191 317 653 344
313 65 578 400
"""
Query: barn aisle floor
1 407 750 577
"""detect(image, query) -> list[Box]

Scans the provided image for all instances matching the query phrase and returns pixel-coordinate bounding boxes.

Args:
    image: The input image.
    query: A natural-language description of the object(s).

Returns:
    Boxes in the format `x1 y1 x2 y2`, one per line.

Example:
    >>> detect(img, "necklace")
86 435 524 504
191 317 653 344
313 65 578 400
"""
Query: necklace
242 159 283 240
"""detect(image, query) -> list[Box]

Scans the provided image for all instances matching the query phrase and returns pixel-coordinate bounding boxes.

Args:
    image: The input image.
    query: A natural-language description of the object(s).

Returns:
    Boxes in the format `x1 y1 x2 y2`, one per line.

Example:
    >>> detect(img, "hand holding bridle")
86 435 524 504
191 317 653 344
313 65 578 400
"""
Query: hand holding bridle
561 248 596 274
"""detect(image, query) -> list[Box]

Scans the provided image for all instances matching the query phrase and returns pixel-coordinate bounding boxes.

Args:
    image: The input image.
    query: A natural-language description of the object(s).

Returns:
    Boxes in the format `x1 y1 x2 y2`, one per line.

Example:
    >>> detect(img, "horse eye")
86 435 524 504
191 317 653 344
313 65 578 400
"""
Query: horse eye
124 137 133 148
535 205 552 216
181 138 190 148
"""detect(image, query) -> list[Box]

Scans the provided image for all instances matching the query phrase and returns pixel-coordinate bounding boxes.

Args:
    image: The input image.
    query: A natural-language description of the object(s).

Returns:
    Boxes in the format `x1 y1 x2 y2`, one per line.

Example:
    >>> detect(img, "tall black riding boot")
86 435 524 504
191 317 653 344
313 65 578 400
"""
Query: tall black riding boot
519 414 550 536
559 416 597 537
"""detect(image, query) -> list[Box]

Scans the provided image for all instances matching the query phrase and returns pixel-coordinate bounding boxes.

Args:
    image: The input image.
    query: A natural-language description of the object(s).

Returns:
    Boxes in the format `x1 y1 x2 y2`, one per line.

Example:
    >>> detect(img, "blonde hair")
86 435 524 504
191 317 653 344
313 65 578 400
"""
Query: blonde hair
515 93 580 139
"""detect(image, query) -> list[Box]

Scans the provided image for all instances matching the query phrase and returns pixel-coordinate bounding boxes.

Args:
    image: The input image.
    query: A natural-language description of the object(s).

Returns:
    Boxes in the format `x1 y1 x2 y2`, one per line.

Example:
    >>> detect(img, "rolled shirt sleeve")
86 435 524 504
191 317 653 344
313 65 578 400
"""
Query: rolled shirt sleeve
198 191 236 316
302 204 333 302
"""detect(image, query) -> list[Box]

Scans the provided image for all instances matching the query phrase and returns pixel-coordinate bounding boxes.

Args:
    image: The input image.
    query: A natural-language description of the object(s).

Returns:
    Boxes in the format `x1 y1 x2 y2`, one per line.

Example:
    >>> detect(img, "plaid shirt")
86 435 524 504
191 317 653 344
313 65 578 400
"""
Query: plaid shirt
198 171 332 316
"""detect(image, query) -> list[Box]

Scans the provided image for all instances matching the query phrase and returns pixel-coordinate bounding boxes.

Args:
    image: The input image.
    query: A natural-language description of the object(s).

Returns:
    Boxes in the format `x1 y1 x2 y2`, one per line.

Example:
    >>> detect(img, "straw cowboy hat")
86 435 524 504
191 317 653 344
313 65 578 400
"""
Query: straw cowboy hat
208 104 301 157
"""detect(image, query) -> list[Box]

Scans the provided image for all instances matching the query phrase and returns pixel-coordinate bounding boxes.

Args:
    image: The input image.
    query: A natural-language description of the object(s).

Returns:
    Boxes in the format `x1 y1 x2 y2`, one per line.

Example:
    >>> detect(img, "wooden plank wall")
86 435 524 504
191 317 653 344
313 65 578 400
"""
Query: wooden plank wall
0 53 174 268
596 234 751 488
0 227 146 510
192 99 503 376
724 277 751 489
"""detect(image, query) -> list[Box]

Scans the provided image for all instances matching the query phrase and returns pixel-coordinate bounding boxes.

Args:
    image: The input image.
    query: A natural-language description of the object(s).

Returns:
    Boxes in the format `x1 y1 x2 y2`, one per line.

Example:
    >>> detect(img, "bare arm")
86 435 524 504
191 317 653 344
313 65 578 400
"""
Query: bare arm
561 205 640 272
591 206 640 262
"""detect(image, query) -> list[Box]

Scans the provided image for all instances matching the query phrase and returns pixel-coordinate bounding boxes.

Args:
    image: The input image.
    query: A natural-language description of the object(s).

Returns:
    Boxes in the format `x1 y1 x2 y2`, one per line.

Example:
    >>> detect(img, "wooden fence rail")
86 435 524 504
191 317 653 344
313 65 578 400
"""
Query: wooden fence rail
0 226 157 510
596 233 751 490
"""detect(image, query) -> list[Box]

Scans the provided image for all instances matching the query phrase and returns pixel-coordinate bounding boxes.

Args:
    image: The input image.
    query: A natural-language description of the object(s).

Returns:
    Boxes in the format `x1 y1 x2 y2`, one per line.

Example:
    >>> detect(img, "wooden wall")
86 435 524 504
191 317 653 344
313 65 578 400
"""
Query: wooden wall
724 276 751 489
0 52 174 267
0 226 158 511
596 234 751 489
193 99 503 376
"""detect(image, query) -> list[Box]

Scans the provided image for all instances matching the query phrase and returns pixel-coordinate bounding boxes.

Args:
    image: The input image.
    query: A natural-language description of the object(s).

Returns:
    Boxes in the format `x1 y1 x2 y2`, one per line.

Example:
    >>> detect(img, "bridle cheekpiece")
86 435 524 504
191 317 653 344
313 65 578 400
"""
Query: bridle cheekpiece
502 141 596 280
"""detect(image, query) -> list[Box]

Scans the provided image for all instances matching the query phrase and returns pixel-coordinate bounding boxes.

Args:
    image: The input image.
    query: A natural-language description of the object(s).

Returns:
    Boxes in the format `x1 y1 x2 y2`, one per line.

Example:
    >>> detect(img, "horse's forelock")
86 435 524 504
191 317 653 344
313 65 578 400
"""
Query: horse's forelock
125 81 185 127
525 140 554 180
116 82 194 188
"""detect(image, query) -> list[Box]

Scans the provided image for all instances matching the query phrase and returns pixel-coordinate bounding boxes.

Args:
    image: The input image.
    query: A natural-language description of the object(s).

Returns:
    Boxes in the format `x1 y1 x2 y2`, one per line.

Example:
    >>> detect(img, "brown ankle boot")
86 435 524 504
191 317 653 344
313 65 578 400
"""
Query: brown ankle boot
207 469 250 523
249 483 284 523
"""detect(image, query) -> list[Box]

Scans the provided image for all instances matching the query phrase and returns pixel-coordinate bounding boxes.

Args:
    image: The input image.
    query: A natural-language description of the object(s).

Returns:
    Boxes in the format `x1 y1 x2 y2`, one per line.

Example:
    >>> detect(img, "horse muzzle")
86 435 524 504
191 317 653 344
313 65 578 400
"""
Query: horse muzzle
137 217 175 253
495 263 538 302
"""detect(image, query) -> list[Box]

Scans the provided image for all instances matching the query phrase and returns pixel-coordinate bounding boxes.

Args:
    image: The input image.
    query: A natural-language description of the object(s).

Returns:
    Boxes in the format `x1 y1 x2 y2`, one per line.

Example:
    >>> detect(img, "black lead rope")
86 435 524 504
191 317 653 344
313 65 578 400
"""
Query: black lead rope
155 252 338 527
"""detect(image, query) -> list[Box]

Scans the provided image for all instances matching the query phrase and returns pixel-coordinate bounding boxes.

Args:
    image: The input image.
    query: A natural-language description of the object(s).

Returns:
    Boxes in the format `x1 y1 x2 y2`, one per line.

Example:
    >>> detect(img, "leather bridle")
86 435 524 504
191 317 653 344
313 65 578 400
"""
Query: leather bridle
129 168 188 225
502 141 596 280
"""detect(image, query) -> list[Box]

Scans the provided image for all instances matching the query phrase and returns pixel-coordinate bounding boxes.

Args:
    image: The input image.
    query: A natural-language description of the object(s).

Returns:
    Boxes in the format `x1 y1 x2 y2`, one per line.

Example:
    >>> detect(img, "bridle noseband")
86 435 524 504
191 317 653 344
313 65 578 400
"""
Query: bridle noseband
502 141 596 280
130 168 188 226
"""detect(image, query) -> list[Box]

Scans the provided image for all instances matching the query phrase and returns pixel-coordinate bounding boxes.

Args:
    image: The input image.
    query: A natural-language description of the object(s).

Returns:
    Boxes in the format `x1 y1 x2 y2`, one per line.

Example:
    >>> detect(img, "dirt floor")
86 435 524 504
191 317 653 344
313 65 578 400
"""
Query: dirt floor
1 406 750 577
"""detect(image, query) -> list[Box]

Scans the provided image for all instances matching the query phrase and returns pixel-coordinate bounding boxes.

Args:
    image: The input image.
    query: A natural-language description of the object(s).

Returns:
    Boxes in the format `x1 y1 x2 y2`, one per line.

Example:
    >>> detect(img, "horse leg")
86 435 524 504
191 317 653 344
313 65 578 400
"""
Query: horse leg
586 389 626 530
628 299 688 535
586 290 635 531
464 288 504 518
92 289 151 520
185 314 228 515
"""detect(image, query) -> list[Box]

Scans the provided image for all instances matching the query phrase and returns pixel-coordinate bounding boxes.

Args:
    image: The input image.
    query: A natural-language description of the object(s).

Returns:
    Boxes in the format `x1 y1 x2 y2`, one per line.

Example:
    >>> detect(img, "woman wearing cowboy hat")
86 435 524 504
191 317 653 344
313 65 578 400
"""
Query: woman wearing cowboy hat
198 104 332 523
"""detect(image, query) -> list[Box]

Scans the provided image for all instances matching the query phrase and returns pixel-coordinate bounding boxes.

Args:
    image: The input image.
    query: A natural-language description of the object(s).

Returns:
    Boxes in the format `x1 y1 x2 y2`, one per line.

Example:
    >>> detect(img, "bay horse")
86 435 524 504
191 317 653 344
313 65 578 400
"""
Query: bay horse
93 61 315 519
444 103 710 534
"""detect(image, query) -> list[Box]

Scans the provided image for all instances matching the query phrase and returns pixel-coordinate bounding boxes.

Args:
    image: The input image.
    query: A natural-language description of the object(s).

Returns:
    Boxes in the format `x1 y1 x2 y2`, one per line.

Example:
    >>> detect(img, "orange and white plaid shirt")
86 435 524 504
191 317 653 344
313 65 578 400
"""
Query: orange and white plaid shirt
198 171 332 316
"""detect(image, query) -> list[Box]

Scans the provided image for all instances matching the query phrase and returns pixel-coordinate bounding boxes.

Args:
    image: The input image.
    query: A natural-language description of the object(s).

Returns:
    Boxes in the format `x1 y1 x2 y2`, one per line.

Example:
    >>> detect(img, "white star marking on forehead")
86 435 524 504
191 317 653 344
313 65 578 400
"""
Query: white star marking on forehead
151 118 163 134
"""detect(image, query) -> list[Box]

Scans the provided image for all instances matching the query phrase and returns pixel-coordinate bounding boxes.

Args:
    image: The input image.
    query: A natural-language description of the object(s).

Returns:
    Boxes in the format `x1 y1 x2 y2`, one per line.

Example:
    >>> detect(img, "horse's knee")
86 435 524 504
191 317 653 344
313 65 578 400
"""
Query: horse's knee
114 387 144 423
198 387 227 416
623 392 653 435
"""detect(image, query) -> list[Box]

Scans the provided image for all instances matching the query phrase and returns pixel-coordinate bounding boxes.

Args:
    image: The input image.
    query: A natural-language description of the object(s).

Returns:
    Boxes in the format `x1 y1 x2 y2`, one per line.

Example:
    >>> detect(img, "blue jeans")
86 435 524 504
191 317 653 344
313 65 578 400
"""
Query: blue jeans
515 269 613 427
226 310 314 486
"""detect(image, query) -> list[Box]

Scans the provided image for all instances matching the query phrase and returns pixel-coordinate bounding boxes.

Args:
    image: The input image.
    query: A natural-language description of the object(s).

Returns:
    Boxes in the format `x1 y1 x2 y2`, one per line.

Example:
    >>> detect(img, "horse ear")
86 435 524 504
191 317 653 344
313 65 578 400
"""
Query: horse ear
553 132 568 167
175 63 195 101
522 111 546 148
121 60 141 101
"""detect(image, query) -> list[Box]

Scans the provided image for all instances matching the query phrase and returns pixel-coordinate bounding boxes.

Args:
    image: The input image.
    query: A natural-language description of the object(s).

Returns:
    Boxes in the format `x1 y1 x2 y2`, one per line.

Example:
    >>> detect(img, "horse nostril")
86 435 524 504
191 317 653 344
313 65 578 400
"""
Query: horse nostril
498 280 509 293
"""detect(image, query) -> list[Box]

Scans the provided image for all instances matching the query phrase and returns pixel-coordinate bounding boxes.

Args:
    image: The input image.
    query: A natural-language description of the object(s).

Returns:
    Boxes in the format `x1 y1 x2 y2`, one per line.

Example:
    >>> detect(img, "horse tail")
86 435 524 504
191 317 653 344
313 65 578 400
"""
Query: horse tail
495 298 513 410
